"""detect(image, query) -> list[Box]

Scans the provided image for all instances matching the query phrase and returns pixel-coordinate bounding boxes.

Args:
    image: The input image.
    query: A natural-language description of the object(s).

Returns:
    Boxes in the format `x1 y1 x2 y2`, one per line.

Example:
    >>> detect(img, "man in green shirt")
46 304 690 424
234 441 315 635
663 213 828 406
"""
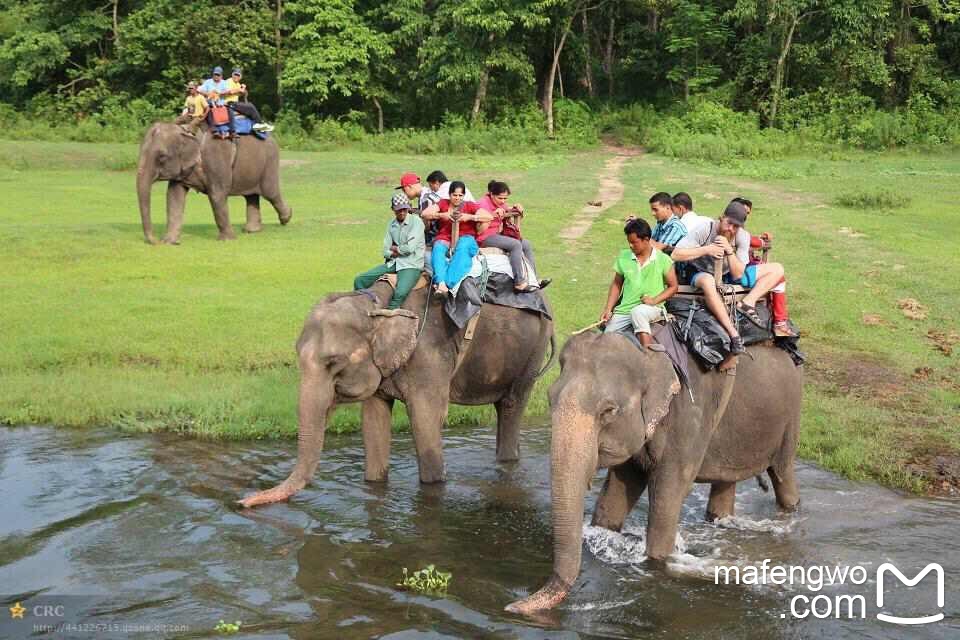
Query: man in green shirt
354 193 426 309
600 218 679 349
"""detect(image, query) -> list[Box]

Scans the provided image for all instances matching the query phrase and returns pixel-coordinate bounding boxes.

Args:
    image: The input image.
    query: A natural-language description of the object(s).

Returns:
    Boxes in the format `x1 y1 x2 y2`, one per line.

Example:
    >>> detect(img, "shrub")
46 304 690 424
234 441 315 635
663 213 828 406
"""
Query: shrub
834 189 911 209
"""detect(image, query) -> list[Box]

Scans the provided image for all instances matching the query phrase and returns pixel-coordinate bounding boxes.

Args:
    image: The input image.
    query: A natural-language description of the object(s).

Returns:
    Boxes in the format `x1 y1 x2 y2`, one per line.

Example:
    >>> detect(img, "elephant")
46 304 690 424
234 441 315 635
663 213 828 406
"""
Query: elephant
506 331 801 613
238 278 555 508
136 122 292 244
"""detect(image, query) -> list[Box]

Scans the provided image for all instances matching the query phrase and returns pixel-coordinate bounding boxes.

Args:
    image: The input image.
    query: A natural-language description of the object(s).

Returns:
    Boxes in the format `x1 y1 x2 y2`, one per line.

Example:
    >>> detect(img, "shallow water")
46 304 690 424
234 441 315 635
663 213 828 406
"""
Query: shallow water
1 425 958 639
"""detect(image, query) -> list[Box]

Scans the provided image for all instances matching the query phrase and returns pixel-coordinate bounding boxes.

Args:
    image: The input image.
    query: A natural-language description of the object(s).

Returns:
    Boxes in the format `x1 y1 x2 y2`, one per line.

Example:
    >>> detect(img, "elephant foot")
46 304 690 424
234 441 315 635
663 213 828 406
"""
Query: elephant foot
279 210 292 225
144 234 160 245
505 575 572 614
238 480 303 508
217 231 238 241
161 236 181 245
242 224 263 234
705 510 731 523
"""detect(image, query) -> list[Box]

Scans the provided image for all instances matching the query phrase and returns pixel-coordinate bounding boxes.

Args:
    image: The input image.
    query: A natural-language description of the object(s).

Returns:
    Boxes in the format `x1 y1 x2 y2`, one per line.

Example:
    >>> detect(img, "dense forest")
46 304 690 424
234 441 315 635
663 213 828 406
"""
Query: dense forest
2 0 959 148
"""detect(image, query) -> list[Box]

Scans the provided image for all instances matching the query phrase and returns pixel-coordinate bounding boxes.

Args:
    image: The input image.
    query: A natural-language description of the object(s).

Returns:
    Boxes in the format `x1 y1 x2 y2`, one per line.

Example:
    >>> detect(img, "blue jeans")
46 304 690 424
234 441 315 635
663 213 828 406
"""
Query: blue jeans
431 236 478 288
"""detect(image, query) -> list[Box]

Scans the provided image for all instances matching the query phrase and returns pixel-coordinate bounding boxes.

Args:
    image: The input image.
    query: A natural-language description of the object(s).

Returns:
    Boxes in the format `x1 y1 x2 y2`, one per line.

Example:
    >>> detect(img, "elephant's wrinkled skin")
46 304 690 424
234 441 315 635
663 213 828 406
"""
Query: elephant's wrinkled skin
136 122 292 244
239 280 554 508
506 332 801 613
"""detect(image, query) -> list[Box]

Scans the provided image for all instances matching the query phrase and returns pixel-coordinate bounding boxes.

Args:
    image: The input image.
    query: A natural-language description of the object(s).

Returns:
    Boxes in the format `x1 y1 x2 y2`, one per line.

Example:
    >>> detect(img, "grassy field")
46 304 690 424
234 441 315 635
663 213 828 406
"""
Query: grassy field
1 139 957 494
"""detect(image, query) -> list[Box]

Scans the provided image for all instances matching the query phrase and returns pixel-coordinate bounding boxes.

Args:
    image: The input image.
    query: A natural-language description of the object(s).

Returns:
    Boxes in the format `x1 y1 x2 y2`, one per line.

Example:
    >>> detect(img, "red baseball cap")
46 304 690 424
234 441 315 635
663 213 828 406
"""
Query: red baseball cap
396 172 420 188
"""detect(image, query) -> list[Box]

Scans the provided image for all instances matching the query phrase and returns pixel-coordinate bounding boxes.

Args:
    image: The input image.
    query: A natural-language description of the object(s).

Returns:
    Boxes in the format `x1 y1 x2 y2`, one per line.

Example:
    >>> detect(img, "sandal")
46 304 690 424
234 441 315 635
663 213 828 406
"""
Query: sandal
737 302 765 328
774 320 798 337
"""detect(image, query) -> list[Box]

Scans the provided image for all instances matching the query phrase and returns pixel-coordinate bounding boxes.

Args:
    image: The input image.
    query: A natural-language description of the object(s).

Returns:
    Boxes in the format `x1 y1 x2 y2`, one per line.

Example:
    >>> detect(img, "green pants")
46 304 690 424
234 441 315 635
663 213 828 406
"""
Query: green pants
353 263 421 309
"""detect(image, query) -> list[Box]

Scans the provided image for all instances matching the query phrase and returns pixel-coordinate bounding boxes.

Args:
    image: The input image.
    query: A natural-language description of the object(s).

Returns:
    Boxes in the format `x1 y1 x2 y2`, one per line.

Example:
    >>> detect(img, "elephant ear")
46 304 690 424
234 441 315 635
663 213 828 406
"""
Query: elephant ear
640 354 681 438
176 131 202 177
369 311 419 377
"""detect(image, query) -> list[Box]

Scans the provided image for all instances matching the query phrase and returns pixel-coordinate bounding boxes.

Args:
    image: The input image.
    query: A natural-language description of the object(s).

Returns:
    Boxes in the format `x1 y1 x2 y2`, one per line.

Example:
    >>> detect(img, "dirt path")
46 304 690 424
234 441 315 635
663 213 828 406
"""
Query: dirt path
560 145 642 249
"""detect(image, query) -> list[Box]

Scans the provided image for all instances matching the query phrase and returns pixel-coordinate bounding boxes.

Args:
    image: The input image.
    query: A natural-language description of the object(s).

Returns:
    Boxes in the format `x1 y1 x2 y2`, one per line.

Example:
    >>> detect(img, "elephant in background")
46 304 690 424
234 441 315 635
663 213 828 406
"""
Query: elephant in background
507 333 801 613
239 280 554 508
136 122 292 244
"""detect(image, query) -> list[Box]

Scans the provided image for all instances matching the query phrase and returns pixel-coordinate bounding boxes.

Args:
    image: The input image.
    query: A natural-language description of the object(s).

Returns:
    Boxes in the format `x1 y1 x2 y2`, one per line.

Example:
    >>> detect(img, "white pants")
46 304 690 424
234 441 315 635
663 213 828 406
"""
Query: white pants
604 304 665 335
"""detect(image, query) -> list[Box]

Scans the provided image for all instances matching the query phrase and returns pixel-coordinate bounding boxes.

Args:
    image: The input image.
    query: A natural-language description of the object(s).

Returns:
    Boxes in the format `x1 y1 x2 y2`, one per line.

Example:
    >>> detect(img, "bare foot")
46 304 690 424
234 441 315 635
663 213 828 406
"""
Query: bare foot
436 283 449 296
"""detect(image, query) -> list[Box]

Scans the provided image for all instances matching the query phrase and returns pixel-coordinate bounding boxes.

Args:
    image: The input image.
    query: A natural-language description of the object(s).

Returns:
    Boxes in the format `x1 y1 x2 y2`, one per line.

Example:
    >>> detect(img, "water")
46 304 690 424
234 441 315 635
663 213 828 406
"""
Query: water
1 425 958 639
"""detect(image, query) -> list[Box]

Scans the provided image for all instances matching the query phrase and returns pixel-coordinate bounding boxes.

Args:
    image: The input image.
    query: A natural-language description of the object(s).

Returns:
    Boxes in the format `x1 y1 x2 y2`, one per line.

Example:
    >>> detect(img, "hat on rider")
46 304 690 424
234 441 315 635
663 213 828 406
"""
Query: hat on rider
391 193 412 211
396 172 420 189
212 66 223 75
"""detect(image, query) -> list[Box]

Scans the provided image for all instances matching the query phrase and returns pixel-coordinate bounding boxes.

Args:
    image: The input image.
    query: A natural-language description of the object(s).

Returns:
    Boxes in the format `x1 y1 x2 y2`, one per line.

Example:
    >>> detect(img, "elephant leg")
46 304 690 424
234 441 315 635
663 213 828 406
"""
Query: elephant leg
494 389 530 462
162 182 188 244
243 194 263 233
263 189 292 225
405 392 448 484
705 481 737 522
207 191 236 240
768 465 800 511
591 461 647 531
362 396 394 482
645 462 698 562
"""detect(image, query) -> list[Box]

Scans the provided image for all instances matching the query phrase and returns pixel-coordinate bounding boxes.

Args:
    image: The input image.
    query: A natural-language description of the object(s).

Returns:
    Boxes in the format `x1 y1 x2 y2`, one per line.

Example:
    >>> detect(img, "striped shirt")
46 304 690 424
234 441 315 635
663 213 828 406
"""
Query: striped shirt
652 214 687 249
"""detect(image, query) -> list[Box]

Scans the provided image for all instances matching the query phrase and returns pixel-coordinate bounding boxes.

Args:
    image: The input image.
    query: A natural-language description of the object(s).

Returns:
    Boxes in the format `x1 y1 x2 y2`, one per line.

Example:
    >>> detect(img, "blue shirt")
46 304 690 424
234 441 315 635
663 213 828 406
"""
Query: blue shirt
199 78 229 101
652 214 687 248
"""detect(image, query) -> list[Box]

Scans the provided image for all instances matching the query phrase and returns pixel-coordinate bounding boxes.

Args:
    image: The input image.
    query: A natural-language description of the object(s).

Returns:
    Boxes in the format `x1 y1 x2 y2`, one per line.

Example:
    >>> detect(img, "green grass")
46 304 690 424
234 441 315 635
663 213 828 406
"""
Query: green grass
1 139 957 492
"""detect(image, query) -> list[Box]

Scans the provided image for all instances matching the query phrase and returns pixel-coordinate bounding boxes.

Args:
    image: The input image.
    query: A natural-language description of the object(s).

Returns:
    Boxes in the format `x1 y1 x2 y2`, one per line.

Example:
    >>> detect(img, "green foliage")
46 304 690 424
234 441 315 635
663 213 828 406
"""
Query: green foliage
214 620 242 634
0 0 958 142
398 565 452 594
833 189 911 210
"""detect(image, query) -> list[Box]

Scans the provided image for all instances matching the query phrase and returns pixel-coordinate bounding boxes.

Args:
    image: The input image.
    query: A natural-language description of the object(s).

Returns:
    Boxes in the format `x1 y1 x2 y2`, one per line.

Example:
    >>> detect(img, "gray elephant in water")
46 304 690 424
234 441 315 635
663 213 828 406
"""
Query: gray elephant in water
239 279 554 508
136 122 292 244
507 332 801 613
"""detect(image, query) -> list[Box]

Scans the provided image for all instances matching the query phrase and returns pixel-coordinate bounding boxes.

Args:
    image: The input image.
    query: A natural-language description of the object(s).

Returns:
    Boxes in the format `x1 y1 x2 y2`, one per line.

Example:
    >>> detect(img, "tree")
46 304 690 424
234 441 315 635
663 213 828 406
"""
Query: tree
662 0 730 101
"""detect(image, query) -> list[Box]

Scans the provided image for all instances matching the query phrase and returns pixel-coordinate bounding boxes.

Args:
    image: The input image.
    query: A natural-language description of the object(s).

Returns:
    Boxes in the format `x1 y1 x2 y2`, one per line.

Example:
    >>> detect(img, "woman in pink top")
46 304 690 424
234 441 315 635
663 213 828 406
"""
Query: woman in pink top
476 181 543 291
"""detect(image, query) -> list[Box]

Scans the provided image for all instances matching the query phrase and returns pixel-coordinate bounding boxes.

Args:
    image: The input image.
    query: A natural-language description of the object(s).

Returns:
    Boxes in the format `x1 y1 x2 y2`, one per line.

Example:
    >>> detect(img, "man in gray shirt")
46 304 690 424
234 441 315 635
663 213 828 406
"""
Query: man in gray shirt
353 193 426 309
672 202 754 353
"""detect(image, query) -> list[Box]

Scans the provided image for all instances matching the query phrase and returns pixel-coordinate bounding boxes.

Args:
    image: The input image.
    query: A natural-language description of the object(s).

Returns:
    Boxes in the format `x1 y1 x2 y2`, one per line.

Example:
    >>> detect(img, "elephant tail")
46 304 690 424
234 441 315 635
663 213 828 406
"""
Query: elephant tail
534 333 557 379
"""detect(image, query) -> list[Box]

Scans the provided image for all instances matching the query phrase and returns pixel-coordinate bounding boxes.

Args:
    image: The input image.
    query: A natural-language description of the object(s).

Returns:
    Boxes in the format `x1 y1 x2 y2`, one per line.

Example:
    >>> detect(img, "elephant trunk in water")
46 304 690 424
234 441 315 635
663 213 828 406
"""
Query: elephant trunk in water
136 160 157 244
506 397 598 614
238 363 336 508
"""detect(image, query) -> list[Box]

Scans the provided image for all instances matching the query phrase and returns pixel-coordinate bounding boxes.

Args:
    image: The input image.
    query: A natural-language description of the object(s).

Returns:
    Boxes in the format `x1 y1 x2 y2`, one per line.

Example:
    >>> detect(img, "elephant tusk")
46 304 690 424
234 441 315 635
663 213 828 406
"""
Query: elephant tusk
367 309 418 319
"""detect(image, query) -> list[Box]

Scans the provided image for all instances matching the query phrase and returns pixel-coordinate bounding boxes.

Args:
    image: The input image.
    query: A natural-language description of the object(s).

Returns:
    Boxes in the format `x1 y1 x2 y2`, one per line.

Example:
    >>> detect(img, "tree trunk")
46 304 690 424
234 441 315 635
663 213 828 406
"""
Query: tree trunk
544 11 577 137
372 97 384 134
582 11 595 98
769 14 799 128
275 0 284 110
472 69 489 124
605 9 616 99
112 0 121 47
472 32 496 123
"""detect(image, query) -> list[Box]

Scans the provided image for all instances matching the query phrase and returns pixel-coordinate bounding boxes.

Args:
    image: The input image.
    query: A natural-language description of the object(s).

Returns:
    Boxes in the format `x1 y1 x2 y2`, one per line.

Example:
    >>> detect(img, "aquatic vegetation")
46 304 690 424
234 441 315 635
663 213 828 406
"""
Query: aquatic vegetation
398 565 452 594
214 620 242 634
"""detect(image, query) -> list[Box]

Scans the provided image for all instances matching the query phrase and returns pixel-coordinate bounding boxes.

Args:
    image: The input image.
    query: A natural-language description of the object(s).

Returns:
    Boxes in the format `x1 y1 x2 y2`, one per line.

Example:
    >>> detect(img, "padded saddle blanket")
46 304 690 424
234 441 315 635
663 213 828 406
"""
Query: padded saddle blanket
665 297 804 367
444 273 552 329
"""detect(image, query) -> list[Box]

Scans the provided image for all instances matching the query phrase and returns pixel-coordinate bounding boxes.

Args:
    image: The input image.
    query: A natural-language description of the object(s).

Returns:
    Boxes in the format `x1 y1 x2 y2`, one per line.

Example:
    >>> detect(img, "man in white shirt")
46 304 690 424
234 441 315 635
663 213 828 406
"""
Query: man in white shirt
672 192 706 231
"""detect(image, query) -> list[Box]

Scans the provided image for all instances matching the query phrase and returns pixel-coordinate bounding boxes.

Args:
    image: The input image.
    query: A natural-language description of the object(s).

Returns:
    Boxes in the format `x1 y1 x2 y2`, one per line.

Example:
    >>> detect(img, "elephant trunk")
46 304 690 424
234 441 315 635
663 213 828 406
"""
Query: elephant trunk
506 399 598 614
137 160 158 244
239 366 335 508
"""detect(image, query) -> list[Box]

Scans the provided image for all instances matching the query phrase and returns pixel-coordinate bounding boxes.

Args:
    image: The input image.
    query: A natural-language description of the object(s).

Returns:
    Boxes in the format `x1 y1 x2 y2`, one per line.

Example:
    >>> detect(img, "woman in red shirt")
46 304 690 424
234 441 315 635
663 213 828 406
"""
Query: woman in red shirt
476 181 543 291
422 181 491 295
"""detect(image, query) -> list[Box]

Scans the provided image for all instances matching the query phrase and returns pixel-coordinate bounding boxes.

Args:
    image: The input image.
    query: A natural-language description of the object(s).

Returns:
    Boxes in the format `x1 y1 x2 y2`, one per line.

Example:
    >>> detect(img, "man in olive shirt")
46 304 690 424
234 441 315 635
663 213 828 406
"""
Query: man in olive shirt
354 193 426 309
600 218 678 349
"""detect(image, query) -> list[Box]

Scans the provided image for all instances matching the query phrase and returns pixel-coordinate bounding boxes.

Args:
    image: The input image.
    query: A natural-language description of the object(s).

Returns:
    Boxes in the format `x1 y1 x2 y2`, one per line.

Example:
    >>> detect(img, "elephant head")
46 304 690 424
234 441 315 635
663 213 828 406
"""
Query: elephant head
239 283 419 508
136 122 202 243
506 331 679 613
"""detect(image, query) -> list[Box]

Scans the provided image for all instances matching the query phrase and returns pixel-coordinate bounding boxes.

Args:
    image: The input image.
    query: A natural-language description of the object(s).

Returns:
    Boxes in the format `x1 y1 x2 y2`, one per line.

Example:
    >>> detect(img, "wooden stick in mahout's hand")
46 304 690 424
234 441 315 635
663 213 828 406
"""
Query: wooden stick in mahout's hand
449 207 461 257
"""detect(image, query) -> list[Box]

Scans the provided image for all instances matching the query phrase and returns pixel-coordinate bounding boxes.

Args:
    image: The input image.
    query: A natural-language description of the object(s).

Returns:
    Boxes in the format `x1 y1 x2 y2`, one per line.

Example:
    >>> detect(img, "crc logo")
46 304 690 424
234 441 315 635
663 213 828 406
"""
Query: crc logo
876 563 944 625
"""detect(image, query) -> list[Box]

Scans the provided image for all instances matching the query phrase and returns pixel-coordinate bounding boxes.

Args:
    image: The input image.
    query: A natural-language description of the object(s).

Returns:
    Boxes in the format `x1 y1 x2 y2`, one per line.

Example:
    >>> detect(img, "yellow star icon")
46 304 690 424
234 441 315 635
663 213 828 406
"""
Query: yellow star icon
9 602 26 619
